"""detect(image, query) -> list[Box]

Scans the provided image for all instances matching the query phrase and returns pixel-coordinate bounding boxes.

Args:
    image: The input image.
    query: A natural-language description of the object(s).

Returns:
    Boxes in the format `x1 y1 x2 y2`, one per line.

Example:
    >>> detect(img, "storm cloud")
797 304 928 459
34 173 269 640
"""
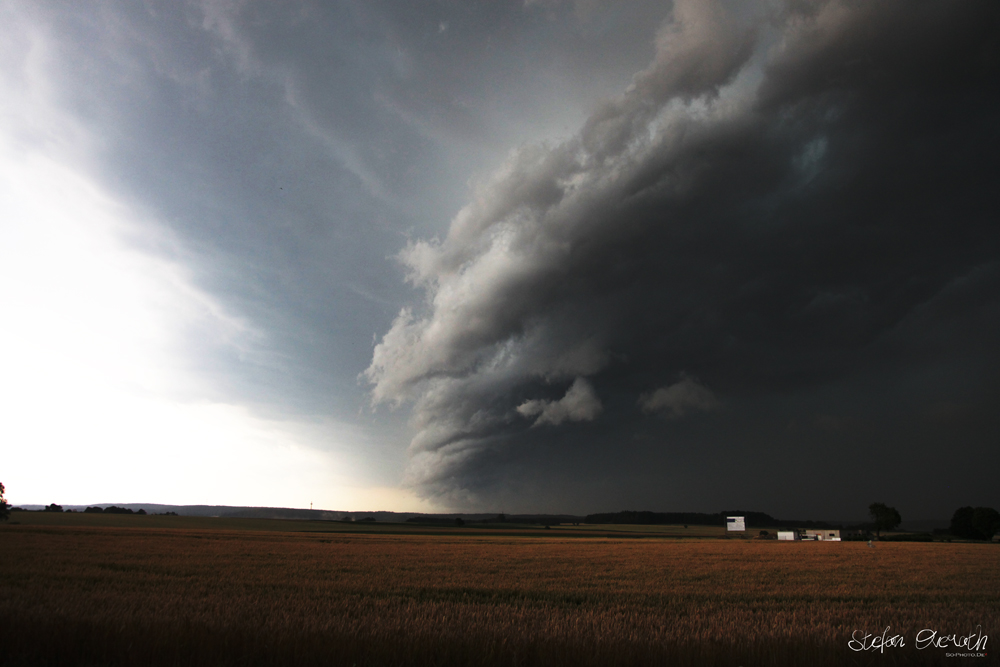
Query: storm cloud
639 376 719 419
5 0 995 516
518 377 603 427
367 0 1000 510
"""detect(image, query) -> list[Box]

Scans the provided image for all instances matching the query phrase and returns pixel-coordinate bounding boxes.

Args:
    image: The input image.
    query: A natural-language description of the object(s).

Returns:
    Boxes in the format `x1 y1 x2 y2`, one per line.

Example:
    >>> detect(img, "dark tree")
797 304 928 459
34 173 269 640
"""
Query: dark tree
44 503 63 513
971 508 1000 540
0 482 9 522
950 506 1000 540
869 503 901 538
951 506 975 538
454 517 465 527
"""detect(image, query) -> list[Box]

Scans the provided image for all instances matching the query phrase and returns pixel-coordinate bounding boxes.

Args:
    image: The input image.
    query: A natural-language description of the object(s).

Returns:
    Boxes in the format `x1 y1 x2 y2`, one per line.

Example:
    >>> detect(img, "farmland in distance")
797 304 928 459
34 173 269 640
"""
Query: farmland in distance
1 518 996 666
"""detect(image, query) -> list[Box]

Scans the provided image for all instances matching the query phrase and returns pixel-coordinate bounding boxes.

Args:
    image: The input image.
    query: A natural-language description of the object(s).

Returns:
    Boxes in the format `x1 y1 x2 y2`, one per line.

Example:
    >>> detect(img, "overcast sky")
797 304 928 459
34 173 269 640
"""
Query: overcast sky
2 0 998 520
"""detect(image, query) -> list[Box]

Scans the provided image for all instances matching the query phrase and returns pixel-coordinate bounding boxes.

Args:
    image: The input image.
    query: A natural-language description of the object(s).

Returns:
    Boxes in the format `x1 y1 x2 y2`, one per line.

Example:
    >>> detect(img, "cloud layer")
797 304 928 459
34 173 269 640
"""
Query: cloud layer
518 377 603 427
367 0 1000 509
639 376 718 419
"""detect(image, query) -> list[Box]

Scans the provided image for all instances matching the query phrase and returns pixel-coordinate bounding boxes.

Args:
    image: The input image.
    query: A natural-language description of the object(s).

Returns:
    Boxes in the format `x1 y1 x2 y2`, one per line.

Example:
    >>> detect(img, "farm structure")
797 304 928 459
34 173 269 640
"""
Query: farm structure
803 530 840 541
777 530 842 541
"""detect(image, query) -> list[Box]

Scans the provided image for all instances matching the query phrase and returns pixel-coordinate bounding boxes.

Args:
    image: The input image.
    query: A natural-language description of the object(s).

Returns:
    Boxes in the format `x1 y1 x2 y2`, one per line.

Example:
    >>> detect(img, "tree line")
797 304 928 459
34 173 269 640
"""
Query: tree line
582 504 1000 541
0 488 181 520
583 510 840 529
0 483 997 539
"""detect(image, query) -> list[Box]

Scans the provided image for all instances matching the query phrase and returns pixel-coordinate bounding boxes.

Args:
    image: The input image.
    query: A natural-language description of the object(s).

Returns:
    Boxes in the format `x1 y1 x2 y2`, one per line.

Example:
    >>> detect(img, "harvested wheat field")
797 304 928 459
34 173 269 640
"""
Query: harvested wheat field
1 522 996 667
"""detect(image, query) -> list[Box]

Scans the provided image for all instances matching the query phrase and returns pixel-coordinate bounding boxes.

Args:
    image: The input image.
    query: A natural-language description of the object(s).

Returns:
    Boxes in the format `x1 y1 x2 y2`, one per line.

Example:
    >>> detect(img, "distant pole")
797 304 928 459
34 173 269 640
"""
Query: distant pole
310 502 313 511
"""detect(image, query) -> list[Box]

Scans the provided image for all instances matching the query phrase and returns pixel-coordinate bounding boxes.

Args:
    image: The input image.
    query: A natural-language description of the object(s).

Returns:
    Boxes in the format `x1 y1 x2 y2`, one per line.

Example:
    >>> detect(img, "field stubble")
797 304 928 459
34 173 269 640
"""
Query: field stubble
1 524 996 666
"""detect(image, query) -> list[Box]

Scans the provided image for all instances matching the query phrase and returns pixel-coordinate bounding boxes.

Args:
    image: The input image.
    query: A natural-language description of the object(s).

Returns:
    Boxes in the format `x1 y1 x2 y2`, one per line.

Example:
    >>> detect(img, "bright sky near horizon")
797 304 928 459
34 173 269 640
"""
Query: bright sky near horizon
0 118 433 511
0 13 436 510
2 1 998 518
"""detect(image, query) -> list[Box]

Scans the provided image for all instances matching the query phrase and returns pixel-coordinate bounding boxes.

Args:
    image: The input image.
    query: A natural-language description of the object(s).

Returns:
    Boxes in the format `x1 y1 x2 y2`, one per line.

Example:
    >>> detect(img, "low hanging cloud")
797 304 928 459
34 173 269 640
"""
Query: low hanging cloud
366 0 1000 505
517 377 603 427
639 376 719 420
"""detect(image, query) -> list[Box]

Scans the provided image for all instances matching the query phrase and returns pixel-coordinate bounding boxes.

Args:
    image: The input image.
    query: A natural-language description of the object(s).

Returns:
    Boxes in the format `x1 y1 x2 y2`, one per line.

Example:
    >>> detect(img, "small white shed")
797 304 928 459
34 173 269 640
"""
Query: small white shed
777 531 799 541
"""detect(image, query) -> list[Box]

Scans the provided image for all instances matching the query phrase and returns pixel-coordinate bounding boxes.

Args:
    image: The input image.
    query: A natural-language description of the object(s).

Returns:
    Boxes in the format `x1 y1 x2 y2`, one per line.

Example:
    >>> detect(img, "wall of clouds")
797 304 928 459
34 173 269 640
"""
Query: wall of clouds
367 0 1000 513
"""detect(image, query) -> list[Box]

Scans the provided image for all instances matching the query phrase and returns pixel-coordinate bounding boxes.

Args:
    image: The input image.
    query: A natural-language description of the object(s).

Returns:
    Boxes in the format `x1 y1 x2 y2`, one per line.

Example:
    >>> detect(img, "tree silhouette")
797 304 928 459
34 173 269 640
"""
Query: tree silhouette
0 482 9 522
950 506 1000 540
868 502 901 538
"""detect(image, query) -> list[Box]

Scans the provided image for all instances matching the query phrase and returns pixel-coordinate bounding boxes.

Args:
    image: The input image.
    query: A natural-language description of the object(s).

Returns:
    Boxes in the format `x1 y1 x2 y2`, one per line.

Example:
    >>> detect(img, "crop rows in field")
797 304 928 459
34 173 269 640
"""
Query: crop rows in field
1 524 996 666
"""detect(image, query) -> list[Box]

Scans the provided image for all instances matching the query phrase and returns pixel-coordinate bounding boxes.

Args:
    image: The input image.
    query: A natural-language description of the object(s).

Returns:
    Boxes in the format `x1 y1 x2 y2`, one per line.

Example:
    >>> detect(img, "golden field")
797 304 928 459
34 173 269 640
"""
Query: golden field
1 518 996 666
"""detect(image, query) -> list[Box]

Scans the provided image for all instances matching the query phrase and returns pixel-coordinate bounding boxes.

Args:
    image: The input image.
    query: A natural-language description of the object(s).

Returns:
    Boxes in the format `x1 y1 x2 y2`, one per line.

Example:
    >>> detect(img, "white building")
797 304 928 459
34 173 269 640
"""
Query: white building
778 529 842 541
804 529 841 541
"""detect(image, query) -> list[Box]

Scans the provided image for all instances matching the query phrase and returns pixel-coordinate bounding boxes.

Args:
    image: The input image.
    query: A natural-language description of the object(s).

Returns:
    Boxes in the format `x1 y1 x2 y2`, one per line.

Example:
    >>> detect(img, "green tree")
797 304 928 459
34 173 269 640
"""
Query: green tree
869 502 901 538
0 482 9 522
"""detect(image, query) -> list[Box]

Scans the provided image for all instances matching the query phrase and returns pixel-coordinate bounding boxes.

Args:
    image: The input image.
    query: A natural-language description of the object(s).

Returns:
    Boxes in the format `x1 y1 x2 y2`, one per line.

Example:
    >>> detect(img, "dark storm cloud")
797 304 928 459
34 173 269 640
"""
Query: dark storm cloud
368 0 1000 512
4 0 674 491
639 376 719 419
11 0 665 421
518 377 602 427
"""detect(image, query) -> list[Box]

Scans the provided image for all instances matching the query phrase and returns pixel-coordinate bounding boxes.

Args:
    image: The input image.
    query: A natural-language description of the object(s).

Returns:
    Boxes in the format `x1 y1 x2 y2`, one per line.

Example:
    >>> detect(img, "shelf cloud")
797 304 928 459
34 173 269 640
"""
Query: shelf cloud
367 0 1000 507
4 0 995 516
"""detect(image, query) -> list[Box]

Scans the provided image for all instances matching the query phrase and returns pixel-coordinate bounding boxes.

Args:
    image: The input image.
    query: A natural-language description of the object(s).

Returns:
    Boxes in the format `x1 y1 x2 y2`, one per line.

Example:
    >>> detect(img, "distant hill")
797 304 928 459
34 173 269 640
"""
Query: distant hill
12 504 945 530
15 504 428 521
12 504 584 524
